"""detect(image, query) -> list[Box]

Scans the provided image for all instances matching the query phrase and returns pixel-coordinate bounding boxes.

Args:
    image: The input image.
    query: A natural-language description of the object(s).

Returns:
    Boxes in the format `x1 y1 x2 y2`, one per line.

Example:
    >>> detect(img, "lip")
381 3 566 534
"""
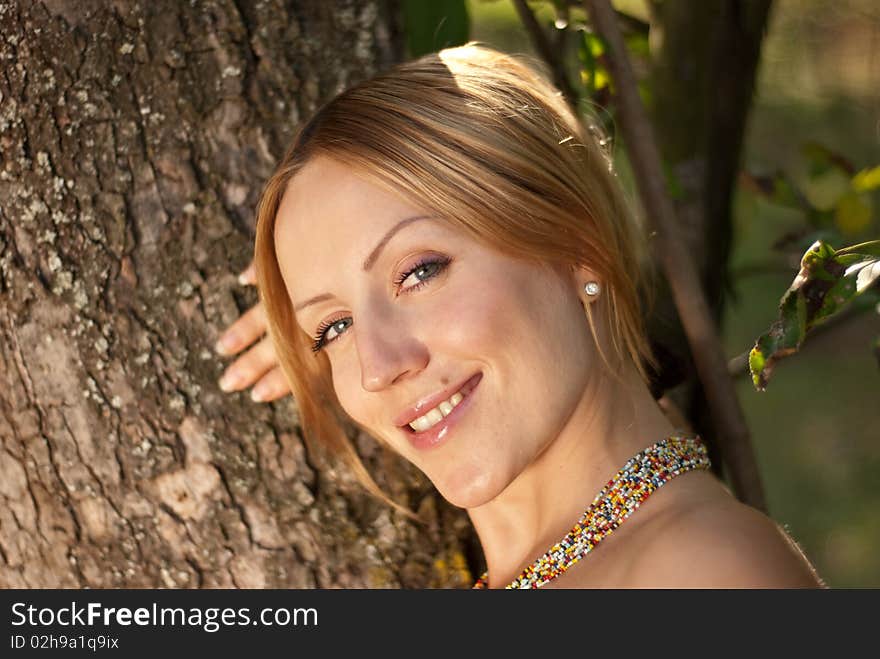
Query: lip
395 372 482 450
393 371 482 427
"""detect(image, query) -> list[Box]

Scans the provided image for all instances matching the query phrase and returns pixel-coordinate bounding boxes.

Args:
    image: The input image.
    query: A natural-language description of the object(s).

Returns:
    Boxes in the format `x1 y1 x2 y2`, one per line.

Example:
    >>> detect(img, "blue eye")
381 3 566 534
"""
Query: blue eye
393 257 450 290
311 317 352 353
310 255 451 353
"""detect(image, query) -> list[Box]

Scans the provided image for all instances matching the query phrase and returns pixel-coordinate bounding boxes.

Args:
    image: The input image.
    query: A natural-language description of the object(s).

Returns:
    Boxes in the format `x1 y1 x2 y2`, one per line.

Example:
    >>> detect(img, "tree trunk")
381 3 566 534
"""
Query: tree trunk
645 0 773 478
0 0 475 589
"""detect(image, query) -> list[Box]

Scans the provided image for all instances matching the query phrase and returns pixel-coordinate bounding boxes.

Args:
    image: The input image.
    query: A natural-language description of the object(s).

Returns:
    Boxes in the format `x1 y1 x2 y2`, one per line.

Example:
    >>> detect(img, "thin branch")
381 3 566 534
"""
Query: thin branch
730 259 800 280
511 0 579 109
727 305 876 379
727 351 752 381
582 0 766 511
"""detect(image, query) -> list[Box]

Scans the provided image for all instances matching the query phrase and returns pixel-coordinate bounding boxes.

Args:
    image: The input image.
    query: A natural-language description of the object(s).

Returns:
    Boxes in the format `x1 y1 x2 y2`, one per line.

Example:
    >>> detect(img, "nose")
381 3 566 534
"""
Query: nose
355 308 429 392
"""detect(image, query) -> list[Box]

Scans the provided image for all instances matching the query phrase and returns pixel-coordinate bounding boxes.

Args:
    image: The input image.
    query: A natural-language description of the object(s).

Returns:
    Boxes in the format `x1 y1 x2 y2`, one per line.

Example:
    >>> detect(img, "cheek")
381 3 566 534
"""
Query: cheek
463 268 594 428
451 265 584 365
315 265 591 436
426 278 509 355
323 357 366 426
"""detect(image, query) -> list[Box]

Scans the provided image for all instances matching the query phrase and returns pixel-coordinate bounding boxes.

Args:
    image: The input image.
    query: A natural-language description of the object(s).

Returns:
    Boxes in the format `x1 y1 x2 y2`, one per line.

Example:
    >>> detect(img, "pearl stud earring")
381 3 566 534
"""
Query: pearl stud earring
584 281 600 297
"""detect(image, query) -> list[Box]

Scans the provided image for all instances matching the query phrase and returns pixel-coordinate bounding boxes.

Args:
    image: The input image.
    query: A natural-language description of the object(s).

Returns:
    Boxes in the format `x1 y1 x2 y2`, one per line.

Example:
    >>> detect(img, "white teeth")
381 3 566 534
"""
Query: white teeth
425 408 443 425
409 416 433 433
408 389 466 432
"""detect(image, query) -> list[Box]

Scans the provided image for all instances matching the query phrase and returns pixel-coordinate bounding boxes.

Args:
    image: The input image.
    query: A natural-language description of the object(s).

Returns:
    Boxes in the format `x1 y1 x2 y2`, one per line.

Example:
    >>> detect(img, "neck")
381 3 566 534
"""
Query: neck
466 363 676 588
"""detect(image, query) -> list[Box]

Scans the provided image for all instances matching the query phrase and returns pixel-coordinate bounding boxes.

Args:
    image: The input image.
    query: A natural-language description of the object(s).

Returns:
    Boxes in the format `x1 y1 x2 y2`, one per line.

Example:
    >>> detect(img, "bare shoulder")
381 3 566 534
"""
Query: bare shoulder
624 497 825 588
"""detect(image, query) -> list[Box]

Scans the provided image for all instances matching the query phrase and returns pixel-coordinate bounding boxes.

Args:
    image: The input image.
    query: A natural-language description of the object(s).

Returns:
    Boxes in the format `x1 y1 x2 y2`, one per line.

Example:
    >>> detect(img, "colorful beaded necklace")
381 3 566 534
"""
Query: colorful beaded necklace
473 433 711 589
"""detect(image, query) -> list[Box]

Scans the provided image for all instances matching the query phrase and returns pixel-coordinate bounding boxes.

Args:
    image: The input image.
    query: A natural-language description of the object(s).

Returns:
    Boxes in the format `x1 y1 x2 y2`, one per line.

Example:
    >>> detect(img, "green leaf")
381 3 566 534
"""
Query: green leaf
624 31 650 58
739 171 811 214
577 30 596 95
749 238 880 390
772 175 805 209
749 293 804 391
587 32 604 58
852 165 880 193
834 191 873 236
837 240 880 257
577 29 612 99
803 167 850 211
402 0 470 58
801 141 855 176
805 206 836 230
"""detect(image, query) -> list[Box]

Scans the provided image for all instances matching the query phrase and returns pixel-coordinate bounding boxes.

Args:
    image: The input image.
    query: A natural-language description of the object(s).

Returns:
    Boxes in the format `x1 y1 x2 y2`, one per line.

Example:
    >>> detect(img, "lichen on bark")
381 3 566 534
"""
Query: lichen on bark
0 0 473 589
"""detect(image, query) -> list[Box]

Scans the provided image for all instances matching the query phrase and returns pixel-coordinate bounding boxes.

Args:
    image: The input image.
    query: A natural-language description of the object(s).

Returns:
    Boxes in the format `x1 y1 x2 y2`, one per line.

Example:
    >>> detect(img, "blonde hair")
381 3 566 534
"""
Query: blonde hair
254 43 656 513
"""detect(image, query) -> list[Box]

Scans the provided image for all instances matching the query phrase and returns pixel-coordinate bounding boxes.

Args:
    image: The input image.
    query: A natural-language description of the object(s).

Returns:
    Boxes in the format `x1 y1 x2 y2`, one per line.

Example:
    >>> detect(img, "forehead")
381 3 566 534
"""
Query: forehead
275 155 414 236
273 156 433 299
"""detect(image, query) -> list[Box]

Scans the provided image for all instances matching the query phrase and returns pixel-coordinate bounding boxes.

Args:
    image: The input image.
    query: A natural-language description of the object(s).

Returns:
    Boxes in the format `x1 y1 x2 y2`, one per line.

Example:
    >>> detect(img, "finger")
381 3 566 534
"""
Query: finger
237 259 257 286
215 303 266 356
218 335 277 392
249 367 292 403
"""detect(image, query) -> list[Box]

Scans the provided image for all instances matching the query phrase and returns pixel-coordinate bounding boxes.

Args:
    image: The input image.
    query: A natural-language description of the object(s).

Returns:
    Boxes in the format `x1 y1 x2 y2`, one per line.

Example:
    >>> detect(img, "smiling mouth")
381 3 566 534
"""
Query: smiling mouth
401 373 483 435
404 394 461 433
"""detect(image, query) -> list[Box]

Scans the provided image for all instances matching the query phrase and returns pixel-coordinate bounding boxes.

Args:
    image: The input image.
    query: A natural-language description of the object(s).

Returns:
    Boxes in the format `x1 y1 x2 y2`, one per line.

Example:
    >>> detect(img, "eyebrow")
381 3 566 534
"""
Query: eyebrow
293 214 435 312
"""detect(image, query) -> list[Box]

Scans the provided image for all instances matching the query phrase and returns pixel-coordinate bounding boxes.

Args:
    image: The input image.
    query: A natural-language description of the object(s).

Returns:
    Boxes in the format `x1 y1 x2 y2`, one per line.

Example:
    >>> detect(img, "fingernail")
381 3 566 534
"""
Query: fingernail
250 384 268 402
214 334 237 355
218 372 242 392
237 271 251 286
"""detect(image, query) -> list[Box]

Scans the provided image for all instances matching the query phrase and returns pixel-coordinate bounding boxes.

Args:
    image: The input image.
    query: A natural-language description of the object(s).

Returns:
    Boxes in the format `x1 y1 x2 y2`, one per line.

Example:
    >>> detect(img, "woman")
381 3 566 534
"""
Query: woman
216 43 822 588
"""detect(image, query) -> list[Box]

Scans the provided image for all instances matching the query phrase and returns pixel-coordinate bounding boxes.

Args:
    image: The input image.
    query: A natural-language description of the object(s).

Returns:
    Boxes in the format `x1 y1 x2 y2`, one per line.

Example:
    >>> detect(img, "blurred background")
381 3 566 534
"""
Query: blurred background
3 0 875 590
461 0 880 587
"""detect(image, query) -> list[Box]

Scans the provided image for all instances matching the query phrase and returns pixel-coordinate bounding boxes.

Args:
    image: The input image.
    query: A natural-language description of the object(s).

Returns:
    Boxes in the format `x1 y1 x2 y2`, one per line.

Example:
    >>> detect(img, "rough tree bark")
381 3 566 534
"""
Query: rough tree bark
0 0 475 589
644 0 773 476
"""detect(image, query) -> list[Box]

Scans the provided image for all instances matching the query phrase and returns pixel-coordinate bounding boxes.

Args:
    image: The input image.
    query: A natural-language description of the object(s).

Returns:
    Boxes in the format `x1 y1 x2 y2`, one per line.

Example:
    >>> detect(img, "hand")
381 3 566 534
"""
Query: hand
215 260 292 402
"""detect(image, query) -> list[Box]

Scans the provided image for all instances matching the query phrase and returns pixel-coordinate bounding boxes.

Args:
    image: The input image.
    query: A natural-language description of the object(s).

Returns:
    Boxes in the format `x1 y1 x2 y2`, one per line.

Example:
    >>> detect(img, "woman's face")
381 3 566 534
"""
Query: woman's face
274 155 599 509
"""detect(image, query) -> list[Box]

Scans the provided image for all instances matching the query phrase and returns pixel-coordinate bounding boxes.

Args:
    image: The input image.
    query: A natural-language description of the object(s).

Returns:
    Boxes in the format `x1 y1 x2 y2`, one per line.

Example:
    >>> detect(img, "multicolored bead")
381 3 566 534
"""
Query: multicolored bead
473 433 711 589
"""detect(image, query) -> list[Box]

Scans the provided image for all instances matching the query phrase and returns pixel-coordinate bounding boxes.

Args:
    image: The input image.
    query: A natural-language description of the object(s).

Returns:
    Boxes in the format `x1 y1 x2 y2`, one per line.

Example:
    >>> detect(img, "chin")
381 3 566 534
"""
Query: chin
430 463 506 510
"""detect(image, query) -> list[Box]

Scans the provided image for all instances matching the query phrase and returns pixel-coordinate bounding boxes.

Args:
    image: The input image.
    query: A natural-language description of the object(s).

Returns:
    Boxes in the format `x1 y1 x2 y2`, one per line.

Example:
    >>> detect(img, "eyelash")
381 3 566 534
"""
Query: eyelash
310 255 452 353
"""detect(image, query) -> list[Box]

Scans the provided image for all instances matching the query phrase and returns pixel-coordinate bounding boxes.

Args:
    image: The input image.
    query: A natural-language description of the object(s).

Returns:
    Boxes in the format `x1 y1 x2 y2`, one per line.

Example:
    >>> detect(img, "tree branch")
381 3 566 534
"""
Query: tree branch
582 0 766 510
511 0 579 109
727 305 876 379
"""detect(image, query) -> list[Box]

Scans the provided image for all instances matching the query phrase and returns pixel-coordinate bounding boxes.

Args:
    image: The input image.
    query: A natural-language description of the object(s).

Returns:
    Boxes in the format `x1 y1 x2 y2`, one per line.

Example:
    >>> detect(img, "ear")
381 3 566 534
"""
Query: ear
568 263 603 302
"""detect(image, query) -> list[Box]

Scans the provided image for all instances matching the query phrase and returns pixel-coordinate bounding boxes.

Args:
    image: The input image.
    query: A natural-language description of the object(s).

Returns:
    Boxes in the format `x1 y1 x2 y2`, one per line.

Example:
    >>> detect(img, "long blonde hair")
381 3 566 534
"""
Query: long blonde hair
253 43 656 513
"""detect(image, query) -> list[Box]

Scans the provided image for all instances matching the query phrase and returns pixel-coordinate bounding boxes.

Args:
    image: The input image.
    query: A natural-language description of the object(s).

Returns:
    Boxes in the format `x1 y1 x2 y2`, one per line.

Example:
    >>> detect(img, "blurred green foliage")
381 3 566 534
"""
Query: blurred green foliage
742 143 880 391
402 0 470 57
463 0 880 586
